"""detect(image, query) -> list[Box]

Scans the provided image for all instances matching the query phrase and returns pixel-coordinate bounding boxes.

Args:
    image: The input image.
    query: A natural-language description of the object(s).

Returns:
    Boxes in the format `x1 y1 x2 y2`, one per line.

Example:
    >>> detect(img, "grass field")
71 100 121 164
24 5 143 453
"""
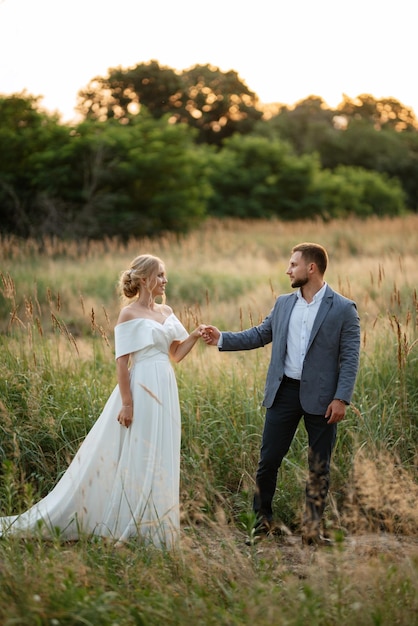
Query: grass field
0 216 417 625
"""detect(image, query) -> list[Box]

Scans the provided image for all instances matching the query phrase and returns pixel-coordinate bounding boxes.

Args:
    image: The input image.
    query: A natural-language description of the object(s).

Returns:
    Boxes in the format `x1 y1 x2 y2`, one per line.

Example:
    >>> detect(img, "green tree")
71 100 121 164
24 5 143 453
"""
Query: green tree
318 121 417 211
206 134 406 221
259 96 337 155
77 60 183 123
76 60 263 145
0 94 71 236
207 135 320 219
0 95 210 238
337 93 418 131
261 94 418 213
314 166 406 218
180 64 262 144
396 131 418 212
34 114 211 239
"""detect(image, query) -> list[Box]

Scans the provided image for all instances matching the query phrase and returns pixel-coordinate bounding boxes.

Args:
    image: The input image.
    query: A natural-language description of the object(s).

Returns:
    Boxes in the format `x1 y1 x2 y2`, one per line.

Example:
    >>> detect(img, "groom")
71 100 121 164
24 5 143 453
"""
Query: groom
202 242 360 545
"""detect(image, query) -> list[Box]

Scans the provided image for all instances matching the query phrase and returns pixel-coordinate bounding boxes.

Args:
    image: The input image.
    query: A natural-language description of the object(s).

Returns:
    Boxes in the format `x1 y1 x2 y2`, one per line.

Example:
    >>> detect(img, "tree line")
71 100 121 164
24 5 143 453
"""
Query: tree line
1 60 417 239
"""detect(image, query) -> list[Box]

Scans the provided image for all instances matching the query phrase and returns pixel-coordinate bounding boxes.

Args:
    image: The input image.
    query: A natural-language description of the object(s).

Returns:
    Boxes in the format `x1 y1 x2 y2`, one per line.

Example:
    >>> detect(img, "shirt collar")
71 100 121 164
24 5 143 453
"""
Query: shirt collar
296 282 327 303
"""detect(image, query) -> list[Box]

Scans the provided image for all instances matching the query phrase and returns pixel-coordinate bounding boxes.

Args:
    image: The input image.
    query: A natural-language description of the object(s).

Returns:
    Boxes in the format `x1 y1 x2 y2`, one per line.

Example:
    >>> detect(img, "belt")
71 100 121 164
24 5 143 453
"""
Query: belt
282 374 301 384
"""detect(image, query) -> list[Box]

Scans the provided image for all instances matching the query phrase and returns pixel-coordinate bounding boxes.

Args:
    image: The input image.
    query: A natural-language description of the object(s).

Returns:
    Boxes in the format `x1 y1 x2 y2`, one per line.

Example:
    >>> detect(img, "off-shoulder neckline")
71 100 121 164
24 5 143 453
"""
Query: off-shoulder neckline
115 312 175 329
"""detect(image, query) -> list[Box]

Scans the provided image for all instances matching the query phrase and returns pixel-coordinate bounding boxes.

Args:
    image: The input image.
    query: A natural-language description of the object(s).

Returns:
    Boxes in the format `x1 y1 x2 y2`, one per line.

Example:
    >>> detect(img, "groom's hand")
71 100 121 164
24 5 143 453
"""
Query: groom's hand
201 325 220 346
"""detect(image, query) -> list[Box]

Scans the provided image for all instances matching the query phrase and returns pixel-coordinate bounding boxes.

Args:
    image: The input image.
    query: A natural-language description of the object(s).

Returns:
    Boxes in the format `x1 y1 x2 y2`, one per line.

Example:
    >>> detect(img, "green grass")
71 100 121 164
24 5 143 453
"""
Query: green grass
0 530 417 625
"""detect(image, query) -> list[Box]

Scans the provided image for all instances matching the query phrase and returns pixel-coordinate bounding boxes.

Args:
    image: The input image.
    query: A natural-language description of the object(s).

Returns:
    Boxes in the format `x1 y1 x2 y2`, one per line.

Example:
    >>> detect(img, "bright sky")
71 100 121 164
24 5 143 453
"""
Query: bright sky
1 0 417 123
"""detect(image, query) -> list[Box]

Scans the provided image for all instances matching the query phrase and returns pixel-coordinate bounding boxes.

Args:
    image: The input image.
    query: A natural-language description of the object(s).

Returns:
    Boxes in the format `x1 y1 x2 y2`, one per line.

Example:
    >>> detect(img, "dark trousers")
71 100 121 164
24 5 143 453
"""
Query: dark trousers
253 376 337 535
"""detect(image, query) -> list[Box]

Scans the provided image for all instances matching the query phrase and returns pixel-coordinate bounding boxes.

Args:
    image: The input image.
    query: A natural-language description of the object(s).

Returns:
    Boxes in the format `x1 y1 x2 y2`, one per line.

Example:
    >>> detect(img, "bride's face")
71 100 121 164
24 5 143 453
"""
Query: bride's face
150 263 168 297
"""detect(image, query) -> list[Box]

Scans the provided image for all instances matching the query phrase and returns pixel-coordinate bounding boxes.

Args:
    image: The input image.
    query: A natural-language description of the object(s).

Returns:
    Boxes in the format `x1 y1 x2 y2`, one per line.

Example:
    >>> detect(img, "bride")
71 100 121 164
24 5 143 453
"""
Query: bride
0 254 206 548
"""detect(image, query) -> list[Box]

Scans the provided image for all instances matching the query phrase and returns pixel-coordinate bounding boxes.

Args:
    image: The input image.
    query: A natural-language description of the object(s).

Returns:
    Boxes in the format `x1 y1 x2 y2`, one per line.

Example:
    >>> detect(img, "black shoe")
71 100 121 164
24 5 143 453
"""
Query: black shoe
302 534 334 548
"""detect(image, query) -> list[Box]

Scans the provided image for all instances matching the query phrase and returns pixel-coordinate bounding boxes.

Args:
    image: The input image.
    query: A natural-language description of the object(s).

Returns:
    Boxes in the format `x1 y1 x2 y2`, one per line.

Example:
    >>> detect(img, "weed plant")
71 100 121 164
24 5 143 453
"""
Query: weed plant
0 216 417 625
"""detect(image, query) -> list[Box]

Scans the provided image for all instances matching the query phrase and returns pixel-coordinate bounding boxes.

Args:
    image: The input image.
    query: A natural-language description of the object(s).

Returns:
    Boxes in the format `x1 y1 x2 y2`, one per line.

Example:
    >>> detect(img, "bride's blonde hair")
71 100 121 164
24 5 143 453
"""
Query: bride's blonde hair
119 254 166 304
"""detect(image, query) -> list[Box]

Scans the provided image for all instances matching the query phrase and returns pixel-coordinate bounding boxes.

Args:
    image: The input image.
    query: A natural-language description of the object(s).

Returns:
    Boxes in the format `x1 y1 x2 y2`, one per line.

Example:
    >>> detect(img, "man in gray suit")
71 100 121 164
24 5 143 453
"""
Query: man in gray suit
202 242 360 546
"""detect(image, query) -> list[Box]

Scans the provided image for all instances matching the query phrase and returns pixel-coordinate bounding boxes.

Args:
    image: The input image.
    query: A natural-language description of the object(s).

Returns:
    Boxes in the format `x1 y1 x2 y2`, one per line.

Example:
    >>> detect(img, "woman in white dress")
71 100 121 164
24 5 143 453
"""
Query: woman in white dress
0 254 206 548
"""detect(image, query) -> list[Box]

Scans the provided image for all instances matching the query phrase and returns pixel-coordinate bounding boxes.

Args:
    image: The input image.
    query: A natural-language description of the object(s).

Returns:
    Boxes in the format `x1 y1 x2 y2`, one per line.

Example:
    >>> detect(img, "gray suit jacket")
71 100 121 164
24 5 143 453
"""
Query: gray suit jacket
220 285 360 414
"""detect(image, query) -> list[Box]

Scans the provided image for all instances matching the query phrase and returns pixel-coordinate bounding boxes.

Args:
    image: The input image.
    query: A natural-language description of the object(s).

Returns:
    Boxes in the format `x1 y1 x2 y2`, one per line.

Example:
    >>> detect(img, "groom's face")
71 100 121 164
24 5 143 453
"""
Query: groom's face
286 252 309 289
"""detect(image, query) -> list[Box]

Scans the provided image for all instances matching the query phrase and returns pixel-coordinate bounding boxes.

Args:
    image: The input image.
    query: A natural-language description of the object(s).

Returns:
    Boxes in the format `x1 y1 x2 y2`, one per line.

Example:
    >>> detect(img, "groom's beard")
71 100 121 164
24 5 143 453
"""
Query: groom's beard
291 276 309 289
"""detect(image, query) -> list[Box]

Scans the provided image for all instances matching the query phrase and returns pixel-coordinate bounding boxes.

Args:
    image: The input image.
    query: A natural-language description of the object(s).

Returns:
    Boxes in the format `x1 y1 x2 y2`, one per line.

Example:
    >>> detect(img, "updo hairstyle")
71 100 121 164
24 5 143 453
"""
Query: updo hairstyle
119 254 165 302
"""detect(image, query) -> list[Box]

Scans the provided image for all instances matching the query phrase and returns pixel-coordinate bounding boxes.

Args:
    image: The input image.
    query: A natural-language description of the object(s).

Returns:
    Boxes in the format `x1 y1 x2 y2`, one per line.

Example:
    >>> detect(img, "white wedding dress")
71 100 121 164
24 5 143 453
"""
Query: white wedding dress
0 314 188 549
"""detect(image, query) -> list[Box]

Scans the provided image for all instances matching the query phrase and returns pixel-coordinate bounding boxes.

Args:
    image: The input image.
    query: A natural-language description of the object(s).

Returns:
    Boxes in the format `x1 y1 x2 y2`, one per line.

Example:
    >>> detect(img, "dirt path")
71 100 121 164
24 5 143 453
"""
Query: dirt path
185 525 418 579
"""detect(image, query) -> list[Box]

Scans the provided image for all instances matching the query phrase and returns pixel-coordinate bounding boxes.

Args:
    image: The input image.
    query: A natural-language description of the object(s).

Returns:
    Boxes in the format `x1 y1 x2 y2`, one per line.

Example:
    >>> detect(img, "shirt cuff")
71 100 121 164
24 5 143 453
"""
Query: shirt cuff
335 398 349 405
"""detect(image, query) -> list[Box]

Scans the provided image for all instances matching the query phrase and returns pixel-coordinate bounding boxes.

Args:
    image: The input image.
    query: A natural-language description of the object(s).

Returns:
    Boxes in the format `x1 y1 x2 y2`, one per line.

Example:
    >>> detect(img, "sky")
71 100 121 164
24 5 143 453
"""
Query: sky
0 0 416 123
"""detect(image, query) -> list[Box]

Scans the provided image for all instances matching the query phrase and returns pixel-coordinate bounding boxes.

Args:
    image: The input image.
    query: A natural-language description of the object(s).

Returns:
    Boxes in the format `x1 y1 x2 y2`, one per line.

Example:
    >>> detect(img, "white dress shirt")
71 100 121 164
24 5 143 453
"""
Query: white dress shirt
284 283 327 380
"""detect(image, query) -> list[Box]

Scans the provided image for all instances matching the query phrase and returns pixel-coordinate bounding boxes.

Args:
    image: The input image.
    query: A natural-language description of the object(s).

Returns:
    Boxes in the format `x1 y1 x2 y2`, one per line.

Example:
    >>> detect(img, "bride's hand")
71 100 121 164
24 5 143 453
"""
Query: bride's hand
117 405 133 428
191 324 207 338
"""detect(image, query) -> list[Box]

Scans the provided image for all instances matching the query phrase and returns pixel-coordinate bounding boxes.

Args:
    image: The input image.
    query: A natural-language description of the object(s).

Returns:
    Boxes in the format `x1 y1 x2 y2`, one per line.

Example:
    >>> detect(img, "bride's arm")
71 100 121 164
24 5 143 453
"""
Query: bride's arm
169 325 206 363
116 354 133 428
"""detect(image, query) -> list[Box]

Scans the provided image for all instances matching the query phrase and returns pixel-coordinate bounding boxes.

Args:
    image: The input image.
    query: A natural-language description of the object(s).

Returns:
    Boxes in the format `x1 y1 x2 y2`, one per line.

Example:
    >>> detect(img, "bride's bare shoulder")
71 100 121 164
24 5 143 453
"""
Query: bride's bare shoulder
117 304 137 324
159 303 173 317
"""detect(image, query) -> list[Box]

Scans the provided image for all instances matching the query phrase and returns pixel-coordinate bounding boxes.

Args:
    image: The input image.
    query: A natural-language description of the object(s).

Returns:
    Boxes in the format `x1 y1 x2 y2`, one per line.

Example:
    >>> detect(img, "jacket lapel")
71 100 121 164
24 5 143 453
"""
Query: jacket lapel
277 293 297 346
306 286 333 352
283 293 297 326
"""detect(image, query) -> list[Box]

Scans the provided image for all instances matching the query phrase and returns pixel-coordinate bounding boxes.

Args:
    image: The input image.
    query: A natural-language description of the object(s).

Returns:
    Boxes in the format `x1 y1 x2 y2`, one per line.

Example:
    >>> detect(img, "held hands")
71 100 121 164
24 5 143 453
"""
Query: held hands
200 325 220 346
190 324 220 346
191 324 210 339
